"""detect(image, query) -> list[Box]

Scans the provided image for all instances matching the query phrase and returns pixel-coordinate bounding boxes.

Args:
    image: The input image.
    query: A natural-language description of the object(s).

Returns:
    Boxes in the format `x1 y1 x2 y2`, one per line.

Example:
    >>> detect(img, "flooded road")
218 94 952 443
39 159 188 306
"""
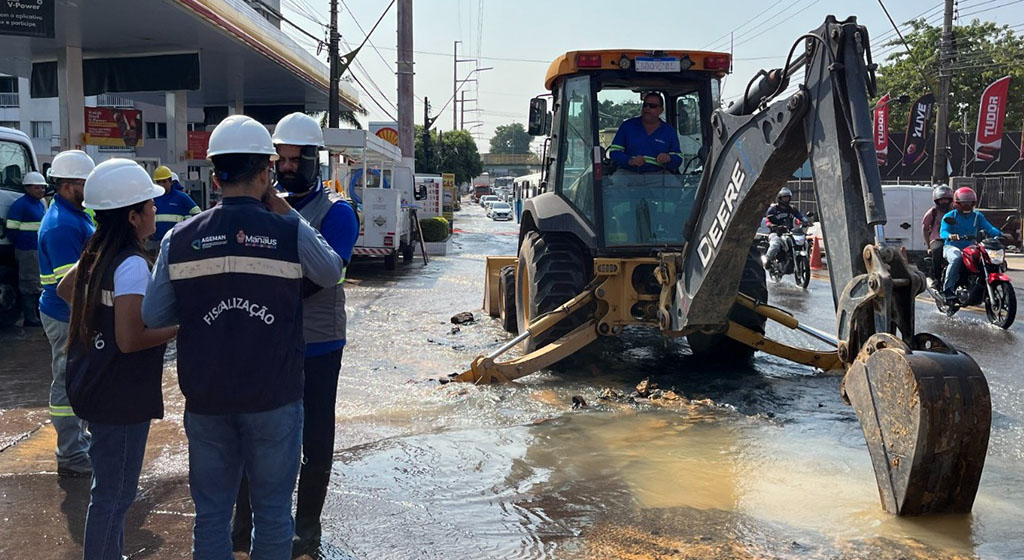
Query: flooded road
1 202 1022 559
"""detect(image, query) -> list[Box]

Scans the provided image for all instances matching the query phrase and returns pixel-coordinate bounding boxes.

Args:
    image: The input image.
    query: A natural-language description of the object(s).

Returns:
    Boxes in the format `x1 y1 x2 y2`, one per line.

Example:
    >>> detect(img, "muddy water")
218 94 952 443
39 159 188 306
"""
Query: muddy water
325 204 1024 559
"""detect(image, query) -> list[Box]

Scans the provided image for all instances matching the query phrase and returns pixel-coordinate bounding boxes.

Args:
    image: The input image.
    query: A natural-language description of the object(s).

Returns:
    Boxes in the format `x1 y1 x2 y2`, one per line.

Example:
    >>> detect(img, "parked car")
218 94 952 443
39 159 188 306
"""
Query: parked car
489 201 513 220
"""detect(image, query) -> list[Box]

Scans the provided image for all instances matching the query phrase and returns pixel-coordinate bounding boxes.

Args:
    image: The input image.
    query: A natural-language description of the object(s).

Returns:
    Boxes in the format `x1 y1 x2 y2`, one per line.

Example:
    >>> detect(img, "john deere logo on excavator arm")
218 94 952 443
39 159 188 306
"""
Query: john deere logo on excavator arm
697 160 745 267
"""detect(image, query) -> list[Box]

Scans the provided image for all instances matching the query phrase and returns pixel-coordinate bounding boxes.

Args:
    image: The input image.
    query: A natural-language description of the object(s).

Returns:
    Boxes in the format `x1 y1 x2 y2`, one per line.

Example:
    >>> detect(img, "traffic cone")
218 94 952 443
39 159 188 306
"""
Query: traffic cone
810 236 825 270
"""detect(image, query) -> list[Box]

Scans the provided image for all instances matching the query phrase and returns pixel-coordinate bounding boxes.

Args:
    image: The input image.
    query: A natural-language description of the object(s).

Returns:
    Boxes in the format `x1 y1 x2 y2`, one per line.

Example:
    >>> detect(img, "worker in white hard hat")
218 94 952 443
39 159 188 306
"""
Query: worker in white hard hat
231 112 358 556
55 158 177 560
37 149 96 477
3 170 48 327
141 114 343 558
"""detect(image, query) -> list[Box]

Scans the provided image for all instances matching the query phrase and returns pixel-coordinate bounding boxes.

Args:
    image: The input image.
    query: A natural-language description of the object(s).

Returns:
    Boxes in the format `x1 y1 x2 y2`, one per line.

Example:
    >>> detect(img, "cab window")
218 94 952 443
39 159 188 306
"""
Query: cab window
557 75 595 222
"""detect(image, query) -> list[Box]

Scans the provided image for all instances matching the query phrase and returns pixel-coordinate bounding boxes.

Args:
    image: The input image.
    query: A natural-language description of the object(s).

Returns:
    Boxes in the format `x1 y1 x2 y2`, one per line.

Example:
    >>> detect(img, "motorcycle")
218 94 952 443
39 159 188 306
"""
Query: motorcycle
758 220 812 289
926 235 1016 329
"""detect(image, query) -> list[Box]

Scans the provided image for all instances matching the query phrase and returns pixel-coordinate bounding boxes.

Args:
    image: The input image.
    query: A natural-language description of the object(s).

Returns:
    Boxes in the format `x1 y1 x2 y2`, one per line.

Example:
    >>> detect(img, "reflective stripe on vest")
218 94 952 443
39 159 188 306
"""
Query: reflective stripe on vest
168 256 303 281
156 214 187 223
50 404 76 417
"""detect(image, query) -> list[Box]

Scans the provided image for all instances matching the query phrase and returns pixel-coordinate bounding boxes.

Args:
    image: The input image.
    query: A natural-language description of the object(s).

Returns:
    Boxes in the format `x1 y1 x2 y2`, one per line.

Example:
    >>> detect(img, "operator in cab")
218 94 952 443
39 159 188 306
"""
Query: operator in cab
939 187 1002 300
762 187 806 268
607 92 683 173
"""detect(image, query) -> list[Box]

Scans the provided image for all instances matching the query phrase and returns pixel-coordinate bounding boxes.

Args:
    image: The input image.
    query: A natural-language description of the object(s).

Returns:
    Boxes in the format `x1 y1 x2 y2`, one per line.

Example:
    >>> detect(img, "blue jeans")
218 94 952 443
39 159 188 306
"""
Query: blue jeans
83 421 150 560
185 401 303 560
943 244 965 294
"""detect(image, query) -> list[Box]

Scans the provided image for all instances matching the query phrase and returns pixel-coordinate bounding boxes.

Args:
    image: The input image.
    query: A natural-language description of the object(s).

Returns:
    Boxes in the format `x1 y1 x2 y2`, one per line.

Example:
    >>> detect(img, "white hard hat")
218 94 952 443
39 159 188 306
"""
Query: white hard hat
23 171 47 186
171 171 179 182
272 112 324 147
207 115 279 160
83 158 164 211
50 150 96 180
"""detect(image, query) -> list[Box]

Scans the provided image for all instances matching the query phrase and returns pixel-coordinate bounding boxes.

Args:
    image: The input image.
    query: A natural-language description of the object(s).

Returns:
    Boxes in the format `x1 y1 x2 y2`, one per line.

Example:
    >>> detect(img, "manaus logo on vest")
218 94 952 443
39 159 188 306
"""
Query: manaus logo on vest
235 229 278 249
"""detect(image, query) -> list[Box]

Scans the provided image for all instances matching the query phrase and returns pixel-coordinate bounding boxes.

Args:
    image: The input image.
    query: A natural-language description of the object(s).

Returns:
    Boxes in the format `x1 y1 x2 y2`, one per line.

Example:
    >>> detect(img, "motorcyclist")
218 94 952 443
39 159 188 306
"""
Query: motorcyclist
762 187 806 268
939 187 1003 300
921 185 953 288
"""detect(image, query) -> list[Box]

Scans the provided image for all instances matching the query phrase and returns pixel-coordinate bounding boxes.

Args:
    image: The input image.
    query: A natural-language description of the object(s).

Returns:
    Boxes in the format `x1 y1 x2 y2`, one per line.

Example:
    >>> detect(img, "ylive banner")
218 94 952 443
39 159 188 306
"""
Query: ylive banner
874 93 890 166
902 93 934 167
975 76 1011 162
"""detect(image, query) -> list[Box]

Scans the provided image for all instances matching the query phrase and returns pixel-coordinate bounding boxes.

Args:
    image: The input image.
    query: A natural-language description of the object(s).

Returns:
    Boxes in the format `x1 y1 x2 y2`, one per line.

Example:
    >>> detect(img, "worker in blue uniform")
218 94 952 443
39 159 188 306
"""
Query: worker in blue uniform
4 170 48 326
142 114 343 559
147 165 200 253
37 149 97 477
230 111 358 556
607 92 683 173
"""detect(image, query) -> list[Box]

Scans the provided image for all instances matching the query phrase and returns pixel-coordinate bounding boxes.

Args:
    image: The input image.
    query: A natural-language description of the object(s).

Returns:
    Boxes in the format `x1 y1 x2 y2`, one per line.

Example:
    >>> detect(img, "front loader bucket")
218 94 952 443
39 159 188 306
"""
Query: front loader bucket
841 333 990 515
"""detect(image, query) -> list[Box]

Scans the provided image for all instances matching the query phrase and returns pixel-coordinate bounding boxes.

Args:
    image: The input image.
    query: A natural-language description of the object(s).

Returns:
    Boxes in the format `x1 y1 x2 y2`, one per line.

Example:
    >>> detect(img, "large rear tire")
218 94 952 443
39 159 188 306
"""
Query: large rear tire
498 265 518 334
0 265 20 329
687 244 768 362
985 281 1016 329
384 251 397 271
515 231 592 352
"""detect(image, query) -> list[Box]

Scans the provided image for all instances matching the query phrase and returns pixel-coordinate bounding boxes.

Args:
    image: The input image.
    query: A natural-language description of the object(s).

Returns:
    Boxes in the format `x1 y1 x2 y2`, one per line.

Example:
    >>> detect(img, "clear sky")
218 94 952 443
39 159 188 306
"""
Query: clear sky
280 0 1024 152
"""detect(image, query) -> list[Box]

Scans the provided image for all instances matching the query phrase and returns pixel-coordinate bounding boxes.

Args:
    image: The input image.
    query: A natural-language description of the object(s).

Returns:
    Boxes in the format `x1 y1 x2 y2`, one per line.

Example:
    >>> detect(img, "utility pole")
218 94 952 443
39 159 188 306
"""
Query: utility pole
397 0 414 165
328 0 339 127
932 0 955 182
453 41 459 131
460 91 465 130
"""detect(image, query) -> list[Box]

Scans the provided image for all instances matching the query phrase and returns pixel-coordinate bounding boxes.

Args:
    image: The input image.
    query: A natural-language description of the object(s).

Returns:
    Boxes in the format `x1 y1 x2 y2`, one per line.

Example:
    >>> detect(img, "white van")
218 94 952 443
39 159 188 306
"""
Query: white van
880 184 935 262
0 126 42 327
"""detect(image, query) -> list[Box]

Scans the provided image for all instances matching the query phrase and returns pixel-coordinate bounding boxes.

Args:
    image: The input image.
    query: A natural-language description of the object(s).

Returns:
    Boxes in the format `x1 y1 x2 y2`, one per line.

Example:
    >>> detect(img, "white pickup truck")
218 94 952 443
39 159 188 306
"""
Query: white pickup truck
0 126 42 328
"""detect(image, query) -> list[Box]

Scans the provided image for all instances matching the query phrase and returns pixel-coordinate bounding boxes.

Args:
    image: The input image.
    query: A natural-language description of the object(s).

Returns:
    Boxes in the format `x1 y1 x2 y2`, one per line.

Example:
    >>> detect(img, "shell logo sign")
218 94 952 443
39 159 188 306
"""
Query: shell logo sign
369 121 400 147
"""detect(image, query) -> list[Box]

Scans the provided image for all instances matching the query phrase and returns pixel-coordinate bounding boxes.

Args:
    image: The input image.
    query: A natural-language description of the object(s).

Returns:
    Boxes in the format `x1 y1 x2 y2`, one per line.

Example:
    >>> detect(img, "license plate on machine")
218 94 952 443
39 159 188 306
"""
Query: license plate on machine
635 57 680 72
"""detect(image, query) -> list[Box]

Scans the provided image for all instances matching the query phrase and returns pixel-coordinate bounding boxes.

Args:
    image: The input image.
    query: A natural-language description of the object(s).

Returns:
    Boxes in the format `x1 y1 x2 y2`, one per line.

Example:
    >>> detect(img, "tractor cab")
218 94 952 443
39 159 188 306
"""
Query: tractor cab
526 49 730 252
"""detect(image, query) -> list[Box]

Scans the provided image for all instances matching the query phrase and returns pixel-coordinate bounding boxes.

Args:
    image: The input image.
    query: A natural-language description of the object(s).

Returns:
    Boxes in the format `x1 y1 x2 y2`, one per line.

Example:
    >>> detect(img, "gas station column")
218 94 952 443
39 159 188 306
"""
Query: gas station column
165 90 188 172
57 46 86 151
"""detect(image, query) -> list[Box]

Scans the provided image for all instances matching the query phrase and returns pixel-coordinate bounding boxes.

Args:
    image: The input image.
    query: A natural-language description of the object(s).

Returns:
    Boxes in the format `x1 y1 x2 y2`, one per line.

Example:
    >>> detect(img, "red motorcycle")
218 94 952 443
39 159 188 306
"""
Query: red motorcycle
928 235 1016 329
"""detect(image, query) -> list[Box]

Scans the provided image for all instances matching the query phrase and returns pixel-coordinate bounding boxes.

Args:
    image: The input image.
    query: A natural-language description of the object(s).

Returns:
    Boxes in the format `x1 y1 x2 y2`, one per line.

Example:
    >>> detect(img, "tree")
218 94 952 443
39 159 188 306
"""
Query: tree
488 123 532 154
875 18 1024 134
597 98 641 130
414 126 482 185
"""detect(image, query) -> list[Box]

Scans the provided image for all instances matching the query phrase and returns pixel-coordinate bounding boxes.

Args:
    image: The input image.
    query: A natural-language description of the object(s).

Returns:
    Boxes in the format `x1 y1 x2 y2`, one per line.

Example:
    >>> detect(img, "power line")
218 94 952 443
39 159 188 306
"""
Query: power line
960 0 1024 17
702 0 788 51
733 0 823 50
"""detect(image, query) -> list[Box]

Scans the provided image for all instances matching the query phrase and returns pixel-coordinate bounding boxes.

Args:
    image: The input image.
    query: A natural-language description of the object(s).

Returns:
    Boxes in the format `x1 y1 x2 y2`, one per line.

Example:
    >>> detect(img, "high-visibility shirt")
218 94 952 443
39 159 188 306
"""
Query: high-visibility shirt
607 117 683 173
4 194 47 251
151 187 200 244
38 194 94 321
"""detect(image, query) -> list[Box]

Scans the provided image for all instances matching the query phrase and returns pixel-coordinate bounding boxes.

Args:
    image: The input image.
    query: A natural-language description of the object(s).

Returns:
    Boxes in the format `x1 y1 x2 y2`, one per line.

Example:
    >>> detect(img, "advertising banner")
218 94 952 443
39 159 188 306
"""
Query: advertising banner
902 93 934 167
369 121 399 147
187 130 212 160
873 93 890 166
0 0 54 38
975 76 1011 162
442 172 456 221
84 107 143 148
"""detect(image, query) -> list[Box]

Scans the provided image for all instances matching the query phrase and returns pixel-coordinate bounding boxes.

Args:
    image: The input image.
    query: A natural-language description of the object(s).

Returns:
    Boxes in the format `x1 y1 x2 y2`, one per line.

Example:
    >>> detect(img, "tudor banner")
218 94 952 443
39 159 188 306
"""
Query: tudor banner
84 107 144 148
902 93 934 167
874 93 890 166
975 75 1011 163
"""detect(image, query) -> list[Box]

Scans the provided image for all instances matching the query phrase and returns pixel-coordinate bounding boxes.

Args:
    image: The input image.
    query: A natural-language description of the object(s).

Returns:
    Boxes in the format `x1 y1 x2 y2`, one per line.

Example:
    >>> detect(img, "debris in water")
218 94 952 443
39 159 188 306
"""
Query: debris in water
572 395 587 409
449 326 461 335
598 387 625 400
635 377 658 398
450 311 475 324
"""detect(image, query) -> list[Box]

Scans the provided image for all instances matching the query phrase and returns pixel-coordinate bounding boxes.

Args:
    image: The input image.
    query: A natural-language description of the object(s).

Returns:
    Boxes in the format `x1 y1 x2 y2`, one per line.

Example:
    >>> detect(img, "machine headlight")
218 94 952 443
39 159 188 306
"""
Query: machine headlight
988 248 1005 265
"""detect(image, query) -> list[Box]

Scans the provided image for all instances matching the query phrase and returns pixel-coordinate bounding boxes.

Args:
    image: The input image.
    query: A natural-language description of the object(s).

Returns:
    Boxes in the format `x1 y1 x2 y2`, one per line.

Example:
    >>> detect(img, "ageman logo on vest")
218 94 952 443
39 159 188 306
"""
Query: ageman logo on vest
203 297 276 326
235 229 278 249
191 234 228 251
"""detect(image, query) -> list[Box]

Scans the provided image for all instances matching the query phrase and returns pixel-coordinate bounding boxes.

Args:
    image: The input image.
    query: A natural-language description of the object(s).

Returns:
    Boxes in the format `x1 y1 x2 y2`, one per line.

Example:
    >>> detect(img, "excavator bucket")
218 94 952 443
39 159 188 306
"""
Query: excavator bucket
841 333 990 515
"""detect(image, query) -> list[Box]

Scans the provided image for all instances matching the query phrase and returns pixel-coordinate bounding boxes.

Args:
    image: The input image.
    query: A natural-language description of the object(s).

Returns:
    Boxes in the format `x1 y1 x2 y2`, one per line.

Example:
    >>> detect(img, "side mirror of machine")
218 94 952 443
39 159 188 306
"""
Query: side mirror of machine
528 97 548 136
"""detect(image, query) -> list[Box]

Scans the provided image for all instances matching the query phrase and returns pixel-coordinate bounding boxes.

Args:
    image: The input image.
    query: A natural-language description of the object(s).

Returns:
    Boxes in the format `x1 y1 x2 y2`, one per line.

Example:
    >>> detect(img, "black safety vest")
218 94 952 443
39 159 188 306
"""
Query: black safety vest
66 249 166 424
294 189 347 344
167 197 304 414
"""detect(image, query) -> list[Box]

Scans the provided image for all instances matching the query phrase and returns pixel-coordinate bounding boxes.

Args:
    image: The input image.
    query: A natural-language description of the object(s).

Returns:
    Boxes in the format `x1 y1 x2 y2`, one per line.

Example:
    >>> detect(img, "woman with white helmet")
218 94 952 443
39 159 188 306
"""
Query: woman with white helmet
57 158 178 560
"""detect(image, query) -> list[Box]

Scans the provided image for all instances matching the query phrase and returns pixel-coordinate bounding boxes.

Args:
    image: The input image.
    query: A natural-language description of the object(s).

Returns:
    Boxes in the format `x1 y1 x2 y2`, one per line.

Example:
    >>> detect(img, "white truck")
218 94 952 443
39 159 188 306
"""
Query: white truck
323 128 425 270
0 126 42 328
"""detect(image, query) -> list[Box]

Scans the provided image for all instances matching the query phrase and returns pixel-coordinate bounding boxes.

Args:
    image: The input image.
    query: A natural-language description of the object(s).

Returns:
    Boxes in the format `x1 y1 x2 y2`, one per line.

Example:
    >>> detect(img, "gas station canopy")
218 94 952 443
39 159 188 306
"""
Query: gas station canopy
0 0 360 112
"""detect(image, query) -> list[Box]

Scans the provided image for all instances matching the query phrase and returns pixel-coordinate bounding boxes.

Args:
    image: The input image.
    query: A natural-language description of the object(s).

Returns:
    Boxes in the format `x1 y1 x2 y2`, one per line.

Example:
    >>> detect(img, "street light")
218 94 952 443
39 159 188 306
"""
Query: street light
873 94 911 110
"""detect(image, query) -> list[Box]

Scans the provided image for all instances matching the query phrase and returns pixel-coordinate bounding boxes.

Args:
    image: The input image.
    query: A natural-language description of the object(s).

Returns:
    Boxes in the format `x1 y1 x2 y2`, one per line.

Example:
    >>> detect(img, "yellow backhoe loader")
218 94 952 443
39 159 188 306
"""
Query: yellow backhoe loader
452 16 990 517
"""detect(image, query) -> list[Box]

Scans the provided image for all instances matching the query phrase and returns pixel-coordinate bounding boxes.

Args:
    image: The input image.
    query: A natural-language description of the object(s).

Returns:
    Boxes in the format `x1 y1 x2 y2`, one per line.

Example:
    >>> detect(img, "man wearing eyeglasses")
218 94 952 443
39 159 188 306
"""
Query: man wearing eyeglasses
607 92 683 173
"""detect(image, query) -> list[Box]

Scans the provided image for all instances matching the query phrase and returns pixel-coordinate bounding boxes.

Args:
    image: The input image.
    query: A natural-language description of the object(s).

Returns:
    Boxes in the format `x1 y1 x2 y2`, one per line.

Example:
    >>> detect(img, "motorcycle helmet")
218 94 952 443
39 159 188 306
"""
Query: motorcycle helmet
954 187 977 211
932 185 953 203
777 187 792 203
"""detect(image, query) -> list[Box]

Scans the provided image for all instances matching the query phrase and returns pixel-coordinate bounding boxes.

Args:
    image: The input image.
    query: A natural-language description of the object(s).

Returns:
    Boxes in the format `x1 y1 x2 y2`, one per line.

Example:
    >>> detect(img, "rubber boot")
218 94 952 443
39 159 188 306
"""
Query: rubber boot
231 477 253 553
292 463 332 556
21 296 42 327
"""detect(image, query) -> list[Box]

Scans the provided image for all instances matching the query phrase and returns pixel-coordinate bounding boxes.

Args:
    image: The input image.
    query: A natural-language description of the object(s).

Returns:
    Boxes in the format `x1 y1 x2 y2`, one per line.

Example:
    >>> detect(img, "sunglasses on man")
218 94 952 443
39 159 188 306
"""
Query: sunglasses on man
643 102 662 109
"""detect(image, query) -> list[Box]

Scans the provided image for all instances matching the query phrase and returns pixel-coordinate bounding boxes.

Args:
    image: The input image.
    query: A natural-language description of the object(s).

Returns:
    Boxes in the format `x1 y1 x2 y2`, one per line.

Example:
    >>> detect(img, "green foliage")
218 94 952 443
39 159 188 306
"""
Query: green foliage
598 99 641 130
875 18 1024 133
414 126 483 185
420 216 450 242
488 123 532 154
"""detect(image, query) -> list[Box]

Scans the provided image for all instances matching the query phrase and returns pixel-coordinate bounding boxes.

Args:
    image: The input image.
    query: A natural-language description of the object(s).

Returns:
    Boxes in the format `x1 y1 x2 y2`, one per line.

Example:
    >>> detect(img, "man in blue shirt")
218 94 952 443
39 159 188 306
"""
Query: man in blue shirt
939 187 1003 298
147 165 200 253
4 171 48 326
37 150 96 476
231 112 359 556
608 92 683 173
